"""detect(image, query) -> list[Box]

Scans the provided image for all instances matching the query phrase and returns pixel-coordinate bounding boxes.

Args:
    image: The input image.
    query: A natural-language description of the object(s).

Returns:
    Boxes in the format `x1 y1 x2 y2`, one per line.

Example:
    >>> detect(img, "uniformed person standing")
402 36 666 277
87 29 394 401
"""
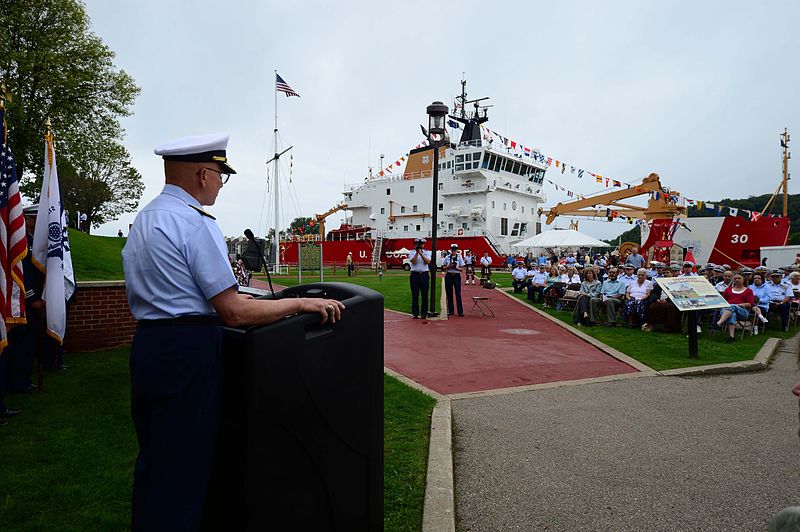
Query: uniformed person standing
408 238 431 319
443 244 465 316
122 133 344 531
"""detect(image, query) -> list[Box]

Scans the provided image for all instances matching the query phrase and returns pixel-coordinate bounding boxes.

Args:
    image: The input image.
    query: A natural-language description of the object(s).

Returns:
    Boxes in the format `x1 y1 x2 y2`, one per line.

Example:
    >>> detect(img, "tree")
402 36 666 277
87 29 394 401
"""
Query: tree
288 217 315 236
58 135 144 231
0 0 142 214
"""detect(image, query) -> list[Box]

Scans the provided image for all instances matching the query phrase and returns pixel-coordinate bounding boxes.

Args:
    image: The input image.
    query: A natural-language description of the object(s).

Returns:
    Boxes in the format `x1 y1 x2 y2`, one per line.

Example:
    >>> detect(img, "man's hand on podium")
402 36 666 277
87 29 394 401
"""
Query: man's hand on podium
303 298 345 325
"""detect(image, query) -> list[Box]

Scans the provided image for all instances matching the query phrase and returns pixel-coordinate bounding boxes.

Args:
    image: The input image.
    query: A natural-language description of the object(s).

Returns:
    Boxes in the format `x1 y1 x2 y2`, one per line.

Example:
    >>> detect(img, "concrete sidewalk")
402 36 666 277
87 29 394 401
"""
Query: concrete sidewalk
453 338 800 531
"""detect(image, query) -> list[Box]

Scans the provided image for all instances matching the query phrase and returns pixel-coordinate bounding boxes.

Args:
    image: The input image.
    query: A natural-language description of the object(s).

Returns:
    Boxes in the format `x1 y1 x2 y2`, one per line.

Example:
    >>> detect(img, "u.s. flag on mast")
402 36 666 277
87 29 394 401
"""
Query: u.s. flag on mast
31 132 75 344
276 73 300 97
0 109 28 352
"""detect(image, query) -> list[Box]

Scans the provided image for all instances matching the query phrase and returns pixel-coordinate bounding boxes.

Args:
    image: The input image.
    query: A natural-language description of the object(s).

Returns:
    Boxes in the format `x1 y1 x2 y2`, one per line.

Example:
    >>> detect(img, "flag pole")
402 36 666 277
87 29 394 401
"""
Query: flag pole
273 70 280 275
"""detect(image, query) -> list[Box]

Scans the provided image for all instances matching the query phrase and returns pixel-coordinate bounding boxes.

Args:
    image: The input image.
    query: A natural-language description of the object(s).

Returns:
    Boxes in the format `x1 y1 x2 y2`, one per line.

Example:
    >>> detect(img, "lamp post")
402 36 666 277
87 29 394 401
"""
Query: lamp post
427 101 449 317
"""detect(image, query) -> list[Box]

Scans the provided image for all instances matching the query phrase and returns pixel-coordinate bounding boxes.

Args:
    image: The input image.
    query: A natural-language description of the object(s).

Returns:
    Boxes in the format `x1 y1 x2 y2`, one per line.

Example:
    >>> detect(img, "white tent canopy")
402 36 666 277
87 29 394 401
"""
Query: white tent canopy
511 229 610 252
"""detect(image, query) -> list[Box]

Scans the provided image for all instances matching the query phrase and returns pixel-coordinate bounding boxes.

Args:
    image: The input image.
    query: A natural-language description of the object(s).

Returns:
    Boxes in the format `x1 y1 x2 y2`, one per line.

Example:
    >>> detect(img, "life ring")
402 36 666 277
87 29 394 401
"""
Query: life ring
457 228 464 236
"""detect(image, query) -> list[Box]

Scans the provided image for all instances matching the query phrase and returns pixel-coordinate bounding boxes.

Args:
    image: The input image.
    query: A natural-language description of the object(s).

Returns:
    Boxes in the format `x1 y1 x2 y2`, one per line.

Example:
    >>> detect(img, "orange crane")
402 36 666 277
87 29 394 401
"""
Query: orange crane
537 173 685 224
314 202 349 237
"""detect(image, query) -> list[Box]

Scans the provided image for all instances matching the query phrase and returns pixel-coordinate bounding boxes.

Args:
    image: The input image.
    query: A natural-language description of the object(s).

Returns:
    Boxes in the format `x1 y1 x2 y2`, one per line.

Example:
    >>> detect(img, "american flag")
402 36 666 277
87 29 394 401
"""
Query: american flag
276 73 300 98
0 109 28 351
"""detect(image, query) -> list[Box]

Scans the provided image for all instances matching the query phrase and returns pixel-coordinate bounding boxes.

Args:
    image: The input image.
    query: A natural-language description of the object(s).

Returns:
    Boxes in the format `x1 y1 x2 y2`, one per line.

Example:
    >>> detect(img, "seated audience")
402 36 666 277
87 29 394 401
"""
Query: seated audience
543 266 562 308
589 267 627 326
528 263 548 303
511 261 528 293
765 270 793 331
561 265 581 284
622 268 653 328
647 266 682 333
712 273 754 342
714 268 732 293
619 264 636 284
574 268 601 326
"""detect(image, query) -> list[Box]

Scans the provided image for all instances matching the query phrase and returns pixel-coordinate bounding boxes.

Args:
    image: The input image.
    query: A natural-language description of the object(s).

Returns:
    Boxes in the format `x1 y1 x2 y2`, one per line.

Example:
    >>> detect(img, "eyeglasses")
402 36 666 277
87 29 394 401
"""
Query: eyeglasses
199 167 230 184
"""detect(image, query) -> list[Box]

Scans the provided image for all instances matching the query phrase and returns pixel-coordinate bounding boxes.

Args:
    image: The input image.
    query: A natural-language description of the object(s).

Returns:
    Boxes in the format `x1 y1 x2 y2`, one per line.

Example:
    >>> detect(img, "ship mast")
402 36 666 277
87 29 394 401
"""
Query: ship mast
781 128 791 217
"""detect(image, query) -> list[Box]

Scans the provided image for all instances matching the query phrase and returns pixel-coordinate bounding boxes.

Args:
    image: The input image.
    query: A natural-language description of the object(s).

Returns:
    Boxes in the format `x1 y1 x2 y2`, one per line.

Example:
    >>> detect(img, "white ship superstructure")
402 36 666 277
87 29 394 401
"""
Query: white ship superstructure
342 82 547 254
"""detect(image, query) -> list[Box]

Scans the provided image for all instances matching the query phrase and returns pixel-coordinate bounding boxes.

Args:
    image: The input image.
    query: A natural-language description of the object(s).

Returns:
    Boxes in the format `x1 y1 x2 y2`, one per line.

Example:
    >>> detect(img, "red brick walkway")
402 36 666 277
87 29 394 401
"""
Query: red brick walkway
384 283 638 395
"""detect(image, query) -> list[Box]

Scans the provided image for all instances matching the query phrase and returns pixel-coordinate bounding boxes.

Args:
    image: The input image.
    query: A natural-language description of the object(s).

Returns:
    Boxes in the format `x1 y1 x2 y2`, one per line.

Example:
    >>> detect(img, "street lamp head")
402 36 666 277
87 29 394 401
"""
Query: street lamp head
426 101 449 139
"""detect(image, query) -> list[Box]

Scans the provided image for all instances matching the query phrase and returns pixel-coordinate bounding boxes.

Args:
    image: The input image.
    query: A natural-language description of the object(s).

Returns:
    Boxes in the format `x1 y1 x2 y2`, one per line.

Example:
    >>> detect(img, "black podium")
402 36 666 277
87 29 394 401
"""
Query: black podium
204 283 384 531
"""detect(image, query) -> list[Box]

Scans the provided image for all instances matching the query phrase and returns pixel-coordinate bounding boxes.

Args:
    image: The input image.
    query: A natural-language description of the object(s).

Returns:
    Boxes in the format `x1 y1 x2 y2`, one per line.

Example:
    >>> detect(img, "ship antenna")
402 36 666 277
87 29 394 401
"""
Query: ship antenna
459 78 467 119
781 127 790 217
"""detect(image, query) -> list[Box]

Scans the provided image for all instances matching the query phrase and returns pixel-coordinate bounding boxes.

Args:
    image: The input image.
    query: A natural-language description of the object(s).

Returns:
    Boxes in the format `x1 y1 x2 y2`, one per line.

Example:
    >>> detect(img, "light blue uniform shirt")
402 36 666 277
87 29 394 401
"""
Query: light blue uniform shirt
408 249 431 273
122 184 237 320
600 278 627 298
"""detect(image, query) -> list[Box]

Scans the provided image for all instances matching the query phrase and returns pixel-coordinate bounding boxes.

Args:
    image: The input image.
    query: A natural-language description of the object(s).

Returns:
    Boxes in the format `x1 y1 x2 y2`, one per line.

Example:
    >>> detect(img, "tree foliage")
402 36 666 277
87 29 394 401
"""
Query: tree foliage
0 0 142 229
288 216 316 236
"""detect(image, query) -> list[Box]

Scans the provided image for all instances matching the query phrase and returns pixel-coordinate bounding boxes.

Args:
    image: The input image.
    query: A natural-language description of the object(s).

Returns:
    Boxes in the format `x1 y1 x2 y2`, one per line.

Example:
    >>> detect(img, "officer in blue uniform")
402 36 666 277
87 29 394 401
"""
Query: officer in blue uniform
4 204 44 395
122 133 344 531
408 238 431 319
442 244 465 316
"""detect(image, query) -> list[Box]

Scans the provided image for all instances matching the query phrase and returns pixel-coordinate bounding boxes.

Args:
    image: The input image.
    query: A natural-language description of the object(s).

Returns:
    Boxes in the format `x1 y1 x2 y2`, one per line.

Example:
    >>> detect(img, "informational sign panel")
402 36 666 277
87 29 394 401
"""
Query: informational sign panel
656 276 729 311
300 242 321 270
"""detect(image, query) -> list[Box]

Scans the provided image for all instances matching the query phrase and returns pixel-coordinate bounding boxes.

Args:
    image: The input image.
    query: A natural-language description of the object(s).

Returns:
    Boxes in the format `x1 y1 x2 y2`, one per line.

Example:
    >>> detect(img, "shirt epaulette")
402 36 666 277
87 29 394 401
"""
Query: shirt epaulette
189 204 216 220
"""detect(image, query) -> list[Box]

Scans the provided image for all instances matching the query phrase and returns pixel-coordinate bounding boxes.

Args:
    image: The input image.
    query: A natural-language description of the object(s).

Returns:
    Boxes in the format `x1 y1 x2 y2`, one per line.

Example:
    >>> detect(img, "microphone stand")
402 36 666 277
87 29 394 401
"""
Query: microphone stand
245 229 275 298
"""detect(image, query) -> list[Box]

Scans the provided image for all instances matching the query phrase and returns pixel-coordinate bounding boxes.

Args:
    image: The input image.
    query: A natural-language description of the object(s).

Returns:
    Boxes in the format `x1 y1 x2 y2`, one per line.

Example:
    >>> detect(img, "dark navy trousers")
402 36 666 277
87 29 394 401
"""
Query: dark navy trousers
130 321 222 532
445 273 464 316
410 271 429 318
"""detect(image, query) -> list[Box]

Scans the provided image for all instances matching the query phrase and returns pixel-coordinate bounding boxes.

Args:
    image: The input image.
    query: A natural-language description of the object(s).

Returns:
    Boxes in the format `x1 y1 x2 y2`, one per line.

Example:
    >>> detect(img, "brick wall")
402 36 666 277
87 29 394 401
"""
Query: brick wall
64 281 136 353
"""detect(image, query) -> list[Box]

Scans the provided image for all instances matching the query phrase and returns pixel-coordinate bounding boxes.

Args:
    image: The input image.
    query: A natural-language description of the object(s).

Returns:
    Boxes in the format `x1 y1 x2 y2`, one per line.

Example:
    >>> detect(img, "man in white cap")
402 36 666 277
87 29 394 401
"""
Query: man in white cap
122 133 344 531
442 243 465 316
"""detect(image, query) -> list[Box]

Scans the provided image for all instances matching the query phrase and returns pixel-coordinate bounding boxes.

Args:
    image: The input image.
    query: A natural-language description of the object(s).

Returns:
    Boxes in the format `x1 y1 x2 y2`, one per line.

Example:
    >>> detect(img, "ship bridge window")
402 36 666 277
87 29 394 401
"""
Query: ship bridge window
492 156 501 173
404 225 408 232
520 223 528 236
456 154 465 163
386 188 391 195
512 162 521 175
503 159 514 173
410 185 415 193
511 223 520 237
472 152 481 161
380 207 385 214
481 154 490 169
412 205 418 212
455 163 464 171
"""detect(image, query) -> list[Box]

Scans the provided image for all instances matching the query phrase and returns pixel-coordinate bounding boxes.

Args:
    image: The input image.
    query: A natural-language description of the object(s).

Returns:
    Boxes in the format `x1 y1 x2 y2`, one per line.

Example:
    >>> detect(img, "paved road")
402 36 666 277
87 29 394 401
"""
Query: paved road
453 340 800 531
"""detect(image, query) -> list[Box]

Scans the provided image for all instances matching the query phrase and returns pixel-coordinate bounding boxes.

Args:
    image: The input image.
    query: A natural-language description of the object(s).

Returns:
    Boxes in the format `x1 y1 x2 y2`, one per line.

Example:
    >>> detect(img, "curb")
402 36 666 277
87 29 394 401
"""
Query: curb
383 367 453 532
422 399 455 532
659 337 781 376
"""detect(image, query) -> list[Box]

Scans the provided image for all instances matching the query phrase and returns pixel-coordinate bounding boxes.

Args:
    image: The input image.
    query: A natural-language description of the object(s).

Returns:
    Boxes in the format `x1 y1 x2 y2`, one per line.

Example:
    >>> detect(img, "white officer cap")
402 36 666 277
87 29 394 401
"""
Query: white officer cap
154 132 236 174
23 203 39 216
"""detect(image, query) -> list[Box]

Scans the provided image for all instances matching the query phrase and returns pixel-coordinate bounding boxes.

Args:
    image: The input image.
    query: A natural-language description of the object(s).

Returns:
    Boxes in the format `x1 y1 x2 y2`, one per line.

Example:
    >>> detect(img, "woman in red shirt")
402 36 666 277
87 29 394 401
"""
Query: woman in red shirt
711 272 754 343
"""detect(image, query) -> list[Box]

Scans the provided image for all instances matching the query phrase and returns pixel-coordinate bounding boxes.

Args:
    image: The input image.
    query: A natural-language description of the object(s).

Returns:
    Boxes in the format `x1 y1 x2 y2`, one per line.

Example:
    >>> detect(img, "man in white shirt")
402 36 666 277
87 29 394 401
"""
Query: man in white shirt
511 261 528 293
529 263 549 303
408 238 431 319
714 269 733 293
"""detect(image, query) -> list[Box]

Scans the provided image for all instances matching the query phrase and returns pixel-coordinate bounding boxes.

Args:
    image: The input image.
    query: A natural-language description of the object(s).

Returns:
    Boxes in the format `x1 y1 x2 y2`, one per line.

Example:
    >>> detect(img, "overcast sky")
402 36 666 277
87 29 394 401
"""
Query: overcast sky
83 0 800 241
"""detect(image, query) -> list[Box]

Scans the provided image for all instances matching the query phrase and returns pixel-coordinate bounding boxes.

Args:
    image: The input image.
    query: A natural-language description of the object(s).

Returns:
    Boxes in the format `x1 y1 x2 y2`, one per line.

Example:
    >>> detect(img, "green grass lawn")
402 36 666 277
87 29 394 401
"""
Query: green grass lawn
506 290 796 371
384 374 436 531
0 348 434 532
68 229 126 281
258 270 434 315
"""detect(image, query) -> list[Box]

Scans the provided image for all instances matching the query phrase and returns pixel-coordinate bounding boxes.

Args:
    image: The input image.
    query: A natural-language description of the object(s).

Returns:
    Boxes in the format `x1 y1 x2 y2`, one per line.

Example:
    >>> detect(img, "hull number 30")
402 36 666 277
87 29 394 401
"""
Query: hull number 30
731 234 749 244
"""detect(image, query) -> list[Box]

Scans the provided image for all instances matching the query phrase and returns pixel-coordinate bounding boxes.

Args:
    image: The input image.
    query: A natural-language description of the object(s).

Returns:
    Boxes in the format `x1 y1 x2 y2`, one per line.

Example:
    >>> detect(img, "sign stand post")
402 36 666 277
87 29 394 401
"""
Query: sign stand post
687 310 699 358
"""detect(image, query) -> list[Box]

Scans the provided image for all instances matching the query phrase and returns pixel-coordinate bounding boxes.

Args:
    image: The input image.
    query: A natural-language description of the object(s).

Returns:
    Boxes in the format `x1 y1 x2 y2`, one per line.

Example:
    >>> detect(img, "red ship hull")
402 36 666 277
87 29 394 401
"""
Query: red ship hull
641 216 790 268
280 236 505 268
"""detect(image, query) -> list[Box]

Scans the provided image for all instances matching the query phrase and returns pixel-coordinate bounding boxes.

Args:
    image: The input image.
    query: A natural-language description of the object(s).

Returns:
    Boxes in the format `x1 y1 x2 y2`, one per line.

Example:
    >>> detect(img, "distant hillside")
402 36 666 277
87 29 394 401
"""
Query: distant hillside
68 229 126 281
607 193 800 246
